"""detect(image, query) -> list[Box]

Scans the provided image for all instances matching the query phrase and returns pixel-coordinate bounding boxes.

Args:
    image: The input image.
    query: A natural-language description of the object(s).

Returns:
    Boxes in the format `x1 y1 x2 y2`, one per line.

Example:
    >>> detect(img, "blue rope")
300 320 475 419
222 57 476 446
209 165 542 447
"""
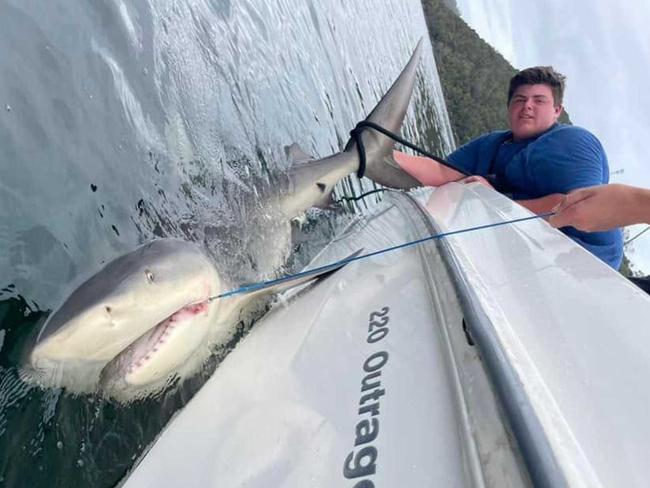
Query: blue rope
211 211 554 301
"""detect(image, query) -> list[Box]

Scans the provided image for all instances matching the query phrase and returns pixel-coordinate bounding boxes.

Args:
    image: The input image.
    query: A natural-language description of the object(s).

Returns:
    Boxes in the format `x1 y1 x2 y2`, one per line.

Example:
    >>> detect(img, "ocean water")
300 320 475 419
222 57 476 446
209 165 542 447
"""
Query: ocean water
0 0 453 485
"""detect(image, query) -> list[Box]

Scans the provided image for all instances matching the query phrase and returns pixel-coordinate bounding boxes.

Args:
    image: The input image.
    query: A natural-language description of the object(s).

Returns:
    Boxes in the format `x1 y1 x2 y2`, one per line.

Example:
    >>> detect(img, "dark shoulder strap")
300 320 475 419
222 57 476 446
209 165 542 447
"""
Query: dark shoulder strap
487 131 513 174
485 132 515 194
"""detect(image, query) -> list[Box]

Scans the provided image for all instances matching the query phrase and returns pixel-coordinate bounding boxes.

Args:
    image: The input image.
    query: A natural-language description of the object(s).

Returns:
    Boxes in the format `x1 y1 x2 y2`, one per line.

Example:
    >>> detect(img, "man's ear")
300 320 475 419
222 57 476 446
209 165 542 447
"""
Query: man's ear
554 104 564 118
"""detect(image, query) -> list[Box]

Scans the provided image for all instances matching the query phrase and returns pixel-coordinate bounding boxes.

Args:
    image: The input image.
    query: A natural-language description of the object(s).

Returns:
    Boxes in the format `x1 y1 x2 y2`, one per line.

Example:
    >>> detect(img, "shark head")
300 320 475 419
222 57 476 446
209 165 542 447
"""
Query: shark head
28 239 223 395
25 237 349 401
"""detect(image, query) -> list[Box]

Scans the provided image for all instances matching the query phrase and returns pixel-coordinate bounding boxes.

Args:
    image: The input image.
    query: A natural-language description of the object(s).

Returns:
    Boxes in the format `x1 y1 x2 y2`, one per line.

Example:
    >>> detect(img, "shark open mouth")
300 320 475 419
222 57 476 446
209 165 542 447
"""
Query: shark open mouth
131 302 209 374
99 300 212 387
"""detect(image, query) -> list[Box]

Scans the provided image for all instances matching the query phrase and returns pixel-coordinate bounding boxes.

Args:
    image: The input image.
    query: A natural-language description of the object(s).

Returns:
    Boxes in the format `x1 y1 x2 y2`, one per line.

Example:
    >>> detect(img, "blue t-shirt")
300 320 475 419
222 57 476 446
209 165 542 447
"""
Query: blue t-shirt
447 124 623 269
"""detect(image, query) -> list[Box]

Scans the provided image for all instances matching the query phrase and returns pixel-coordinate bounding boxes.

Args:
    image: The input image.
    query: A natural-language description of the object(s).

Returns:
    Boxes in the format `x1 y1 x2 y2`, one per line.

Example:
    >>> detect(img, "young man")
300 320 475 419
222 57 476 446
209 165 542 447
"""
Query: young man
394 66 623 269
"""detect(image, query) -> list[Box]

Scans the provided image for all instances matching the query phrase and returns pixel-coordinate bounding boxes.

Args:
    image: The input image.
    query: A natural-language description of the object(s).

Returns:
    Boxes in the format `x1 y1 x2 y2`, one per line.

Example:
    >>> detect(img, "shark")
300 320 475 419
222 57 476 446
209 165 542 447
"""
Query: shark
26 40 424 401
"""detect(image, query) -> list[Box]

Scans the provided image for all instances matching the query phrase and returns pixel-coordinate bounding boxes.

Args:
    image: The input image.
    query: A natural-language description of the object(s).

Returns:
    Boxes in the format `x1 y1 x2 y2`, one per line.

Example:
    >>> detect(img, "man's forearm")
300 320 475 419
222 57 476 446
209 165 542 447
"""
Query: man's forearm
516 194 565 214
393 150 464 186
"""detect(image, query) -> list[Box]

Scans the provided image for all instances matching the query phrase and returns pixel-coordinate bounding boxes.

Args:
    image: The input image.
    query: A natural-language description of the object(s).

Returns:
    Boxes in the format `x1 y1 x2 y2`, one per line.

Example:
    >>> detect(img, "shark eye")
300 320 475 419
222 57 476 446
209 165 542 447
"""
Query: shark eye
105 306 112 314
145 270 155 283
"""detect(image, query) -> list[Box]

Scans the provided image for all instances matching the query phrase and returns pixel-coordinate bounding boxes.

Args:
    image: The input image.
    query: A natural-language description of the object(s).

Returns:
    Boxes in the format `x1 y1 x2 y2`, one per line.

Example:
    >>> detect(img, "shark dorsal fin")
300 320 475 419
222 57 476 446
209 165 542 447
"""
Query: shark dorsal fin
284 143 316 165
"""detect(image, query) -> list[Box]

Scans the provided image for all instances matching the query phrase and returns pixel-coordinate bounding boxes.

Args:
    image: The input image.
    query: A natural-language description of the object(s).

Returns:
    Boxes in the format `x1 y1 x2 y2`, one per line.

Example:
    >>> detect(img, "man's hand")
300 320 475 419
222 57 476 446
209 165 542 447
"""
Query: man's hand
549 184 650 231
459 175 564 215
458 175 495 189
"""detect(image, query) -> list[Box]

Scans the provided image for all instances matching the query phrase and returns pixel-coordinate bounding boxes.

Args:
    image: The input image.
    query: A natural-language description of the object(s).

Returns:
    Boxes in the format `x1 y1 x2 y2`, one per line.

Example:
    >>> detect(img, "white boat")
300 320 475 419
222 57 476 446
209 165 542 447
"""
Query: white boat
123 183 650 487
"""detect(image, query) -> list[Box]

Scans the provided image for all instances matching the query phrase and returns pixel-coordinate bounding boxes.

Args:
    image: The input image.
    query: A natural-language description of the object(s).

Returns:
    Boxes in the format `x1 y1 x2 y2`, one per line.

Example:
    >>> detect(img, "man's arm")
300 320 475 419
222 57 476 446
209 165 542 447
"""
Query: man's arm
392 131 504 186
394 150 564 214
522 127 607 218
393 150 464 186
549 184 650 231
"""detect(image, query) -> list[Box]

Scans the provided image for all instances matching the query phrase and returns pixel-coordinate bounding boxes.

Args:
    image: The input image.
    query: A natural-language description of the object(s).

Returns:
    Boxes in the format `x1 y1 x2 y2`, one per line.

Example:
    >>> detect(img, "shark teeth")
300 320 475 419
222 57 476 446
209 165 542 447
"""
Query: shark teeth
123 301 210 375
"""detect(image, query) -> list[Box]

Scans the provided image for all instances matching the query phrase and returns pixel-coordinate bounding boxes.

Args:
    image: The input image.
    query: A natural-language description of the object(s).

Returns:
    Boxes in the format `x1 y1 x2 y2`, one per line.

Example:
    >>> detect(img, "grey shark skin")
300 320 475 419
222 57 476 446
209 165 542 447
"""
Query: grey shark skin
27 40 424 401
28 239 223 397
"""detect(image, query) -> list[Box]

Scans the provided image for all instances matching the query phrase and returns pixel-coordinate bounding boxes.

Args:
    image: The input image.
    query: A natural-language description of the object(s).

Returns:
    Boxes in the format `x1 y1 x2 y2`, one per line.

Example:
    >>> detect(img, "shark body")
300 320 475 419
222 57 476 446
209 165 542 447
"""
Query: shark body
27 40 423 401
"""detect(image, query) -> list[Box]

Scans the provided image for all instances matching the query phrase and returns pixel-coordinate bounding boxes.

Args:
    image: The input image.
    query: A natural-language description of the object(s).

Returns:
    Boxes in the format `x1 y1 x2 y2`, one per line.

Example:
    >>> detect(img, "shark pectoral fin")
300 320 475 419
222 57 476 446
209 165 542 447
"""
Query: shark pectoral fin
285 143 316 165
244 248 363 298
300 248 363 282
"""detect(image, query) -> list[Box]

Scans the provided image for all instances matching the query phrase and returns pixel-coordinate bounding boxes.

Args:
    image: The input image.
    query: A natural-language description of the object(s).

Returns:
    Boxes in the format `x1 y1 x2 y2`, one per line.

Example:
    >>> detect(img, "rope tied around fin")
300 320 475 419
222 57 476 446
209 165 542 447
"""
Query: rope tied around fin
348 124 368 178
349 120 471 179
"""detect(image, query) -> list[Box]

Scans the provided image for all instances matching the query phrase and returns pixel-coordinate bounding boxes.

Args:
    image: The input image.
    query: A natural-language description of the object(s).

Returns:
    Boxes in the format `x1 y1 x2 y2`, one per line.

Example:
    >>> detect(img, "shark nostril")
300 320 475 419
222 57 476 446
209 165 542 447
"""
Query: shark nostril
145 269 155 283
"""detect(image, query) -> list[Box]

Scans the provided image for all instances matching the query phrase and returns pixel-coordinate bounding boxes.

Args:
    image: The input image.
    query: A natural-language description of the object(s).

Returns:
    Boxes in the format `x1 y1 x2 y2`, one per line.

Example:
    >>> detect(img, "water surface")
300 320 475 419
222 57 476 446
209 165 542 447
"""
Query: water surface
0 0 453 485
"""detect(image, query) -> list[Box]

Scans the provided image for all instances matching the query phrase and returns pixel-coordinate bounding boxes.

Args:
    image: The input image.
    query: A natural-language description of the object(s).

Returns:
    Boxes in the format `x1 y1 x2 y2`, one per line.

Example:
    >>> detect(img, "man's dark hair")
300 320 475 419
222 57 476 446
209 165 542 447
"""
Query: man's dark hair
507 66 566 106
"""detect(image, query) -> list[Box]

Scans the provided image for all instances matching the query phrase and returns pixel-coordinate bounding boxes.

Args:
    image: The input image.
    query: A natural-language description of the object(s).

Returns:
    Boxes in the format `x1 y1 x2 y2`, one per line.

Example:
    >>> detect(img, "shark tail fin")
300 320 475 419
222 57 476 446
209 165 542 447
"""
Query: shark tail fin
348 39 425 190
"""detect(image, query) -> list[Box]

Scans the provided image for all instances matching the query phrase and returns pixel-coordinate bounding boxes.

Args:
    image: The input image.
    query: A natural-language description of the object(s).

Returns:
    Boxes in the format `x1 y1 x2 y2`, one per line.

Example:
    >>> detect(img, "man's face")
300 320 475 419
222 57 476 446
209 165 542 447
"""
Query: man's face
507 84 563 141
